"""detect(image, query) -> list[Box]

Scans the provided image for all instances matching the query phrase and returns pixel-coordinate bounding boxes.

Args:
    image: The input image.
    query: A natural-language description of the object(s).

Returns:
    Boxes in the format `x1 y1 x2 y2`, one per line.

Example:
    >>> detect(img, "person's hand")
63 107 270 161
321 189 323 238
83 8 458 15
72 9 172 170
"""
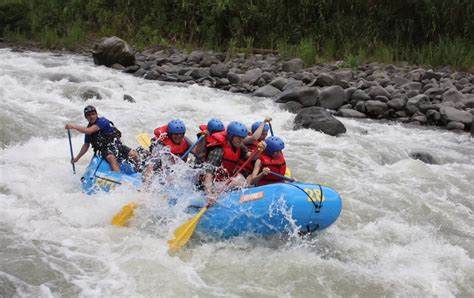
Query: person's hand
198 129 210 138
262 167 270 175
71 157 79 164
65 123 75 130
157 133 167 142
207 192 218 206
264 117 272 123
257 141 266 151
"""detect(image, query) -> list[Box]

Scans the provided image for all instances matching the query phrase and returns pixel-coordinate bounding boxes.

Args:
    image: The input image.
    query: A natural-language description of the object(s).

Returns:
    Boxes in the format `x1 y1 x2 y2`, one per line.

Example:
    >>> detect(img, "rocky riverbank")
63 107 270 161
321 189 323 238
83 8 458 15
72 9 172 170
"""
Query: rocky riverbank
93 37 474 136
6 37 474 136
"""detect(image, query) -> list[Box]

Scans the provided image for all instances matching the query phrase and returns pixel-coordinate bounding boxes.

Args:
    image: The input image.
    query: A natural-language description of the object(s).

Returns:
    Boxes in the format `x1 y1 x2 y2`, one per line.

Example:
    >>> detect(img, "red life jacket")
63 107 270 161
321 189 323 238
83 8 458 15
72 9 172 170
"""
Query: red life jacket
245 139 258 151
154 124 189 161
257 152 286 186
207 131 241 180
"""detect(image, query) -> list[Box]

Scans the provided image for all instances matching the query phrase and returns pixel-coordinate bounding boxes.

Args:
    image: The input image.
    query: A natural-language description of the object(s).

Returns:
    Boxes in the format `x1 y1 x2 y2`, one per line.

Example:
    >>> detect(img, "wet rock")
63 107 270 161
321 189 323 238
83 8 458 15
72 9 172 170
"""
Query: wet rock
319 86 346 110
446 121 465 130
409 152 437 164
314 73 335 87
92 36 135 67
442 88 465 103
281 101 304 113
365 100 388 116
270 77 288 90
335 109 366 118
241 68 262 85
355 101 366 113
253 84 281 97
294 107 346 136
210 63 229 78
351 89 370 101
200 56 220 67
123 94 135 103
368 86 391 99
387 97 407 110
275 87 318 107
187 51 206 64
282 58 304 73
123 65 140 73
227 72 240 84
440 107 473 126
80 89 102 101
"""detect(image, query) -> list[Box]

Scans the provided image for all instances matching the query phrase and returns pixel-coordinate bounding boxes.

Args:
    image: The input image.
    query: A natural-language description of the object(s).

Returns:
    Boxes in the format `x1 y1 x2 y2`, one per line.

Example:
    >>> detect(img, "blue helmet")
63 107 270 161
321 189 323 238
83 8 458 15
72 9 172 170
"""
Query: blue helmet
167 119 186 134
265 136 285 155
207 118 225 134
251 121 269 134
227 121 248 142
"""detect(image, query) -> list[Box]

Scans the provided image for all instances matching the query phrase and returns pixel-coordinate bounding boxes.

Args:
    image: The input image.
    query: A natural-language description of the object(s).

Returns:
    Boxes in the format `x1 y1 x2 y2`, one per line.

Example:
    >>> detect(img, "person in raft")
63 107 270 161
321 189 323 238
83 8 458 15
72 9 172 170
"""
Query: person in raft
238 117 272 176
64 105 138 172
142 119 197 181
248 136 287 186
193 118 226 163
202 121 266 202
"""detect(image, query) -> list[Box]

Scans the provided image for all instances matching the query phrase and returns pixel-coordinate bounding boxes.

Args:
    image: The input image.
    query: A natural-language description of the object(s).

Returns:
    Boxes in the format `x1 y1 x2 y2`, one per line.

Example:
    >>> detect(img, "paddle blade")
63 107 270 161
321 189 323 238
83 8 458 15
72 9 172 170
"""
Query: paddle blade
112 202 138 227
167 205 208 253
136 133 152 150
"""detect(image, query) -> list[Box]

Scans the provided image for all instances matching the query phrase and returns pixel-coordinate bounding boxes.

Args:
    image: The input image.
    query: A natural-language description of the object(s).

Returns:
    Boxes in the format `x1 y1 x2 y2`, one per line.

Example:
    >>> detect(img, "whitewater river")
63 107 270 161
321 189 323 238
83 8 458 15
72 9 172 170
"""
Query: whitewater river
0 49 473 297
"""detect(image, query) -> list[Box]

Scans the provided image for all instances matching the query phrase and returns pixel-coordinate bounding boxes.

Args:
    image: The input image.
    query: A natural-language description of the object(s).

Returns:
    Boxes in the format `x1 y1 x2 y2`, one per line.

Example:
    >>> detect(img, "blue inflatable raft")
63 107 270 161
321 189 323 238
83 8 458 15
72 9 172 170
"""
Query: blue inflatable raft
81 157 342 235
81 156 142 194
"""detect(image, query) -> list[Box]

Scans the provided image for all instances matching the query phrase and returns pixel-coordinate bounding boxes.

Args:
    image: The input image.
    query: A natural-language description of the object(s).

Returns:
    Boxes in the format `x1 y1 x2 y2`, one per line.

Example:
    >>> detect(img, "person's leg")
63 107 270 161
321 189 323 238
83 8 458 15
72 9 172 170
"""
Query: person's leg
106 153 120 172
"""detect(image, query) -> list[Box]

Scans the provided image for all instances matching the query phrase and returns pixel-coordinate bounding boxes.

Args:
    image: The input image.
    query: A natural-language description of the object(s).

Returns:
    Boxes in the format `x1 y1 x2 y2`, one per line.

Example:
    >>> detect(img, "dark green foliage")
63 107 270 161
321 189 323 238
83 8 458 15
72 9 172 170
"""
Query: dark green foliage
1 0 473 70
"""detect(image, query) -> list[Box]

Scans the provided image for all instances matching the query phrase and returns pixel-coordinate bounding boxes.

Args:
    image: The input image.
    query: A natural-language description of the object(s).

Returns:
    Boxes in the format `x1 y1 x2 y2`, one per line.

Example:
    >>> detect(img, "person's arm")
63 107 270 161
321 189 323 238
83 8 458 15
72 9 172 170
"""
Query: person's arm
65 123 100 135
192 130 208 158
247 159 270 185
72 143 90 163
244 117 272 143
243 141 266 159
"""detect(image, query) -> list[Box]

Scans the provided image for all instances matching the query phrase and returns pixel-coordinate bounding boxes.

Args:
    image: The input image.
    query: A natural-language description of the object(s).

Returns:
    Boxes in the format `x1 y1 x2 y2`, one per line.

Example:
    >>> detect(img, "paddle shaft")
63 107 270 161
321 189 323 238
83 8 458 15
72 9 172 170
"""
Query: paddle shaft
268 170 295 182
181 135 205 160
231 148 260 181
268 123 274 136
67 129 76 174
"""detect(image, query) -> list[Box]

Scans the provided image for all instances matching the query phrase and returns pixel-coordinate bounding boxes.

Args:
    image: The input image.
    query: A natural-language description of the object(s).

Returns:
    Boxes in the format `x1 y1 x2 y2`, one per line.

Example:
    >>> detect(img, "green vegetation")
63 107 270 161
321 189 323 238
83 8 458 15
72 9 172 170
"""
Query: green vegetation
1 0 473 70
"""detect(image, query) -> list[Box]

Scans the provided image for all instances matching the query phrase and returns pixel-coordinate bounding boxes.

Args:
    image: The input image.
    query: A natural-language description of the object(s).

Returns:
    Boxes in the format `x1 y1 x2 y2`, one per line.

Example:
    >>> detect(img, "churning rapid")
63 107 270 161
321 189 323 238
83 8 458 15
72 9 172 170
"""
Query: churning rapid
0 49 473 297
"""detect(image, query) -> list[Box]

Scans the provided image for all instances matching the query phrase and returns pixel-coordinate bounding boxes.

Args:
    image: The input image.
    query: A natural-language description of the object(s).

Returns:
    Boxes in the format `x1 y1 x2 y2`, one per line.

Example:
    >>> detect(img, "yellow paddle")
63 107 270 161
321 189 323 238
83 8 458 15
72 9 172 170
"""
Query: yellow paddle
136 132 152 149
167 148 261 252
111 133 151 227
111 202 138 226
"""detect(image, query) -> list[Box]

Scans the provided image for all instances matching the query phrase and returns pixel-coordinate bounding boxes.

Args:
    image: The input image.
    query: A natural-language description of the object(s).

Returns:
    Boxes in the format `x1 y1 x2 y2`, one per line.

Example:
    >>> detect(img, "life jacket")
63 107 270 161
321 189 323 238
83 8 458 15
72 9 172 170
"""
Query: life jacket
207 131 241 180
88 118 122 153
257 152 286 186
237 139 258 175
153 124 189 161
245 139 258 151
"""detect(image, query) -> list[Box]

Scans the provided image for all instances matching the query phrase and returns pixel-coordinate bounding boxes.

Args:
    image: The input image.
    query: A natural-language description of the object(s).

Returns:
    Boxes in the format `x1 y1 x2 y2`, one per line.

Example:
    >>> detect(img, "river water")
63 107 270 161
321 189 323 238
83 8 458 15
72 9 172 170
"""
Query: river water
0 49 473 297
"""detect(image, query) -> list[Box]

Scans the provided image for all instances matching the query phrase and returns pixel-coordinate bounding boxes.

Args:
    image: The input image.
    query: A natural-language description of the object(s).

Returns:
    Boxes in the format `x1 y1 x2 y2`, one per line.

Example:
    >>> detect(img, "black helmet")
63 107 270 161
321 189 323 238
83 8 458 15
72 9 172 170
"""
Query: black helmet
84 105 97 116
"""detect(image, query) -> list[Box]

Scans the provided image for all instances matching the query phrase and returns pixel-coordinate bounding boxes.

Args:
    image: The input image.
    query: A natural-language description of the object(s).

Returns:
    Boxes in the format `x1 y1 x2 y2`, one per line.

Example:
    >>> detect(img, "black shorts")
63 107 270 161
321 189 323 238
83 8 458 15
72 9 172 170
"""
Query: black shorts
99 140 131 161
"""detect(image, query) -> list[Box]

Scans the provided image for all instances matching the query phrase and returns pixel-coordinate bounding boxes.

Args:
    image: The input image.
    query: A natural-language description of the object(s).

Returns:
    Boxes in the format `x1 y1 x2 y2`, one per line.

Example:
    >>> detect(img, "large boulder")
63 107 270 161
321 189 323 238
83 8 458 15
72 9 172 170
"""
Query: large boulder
92 36 135 67
318 86 346 110
253 84 281 98
282 58 304 73
210 63 229 78
294 107 346 136
439 107 473 126
275 87 318 107
241 68 262 85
